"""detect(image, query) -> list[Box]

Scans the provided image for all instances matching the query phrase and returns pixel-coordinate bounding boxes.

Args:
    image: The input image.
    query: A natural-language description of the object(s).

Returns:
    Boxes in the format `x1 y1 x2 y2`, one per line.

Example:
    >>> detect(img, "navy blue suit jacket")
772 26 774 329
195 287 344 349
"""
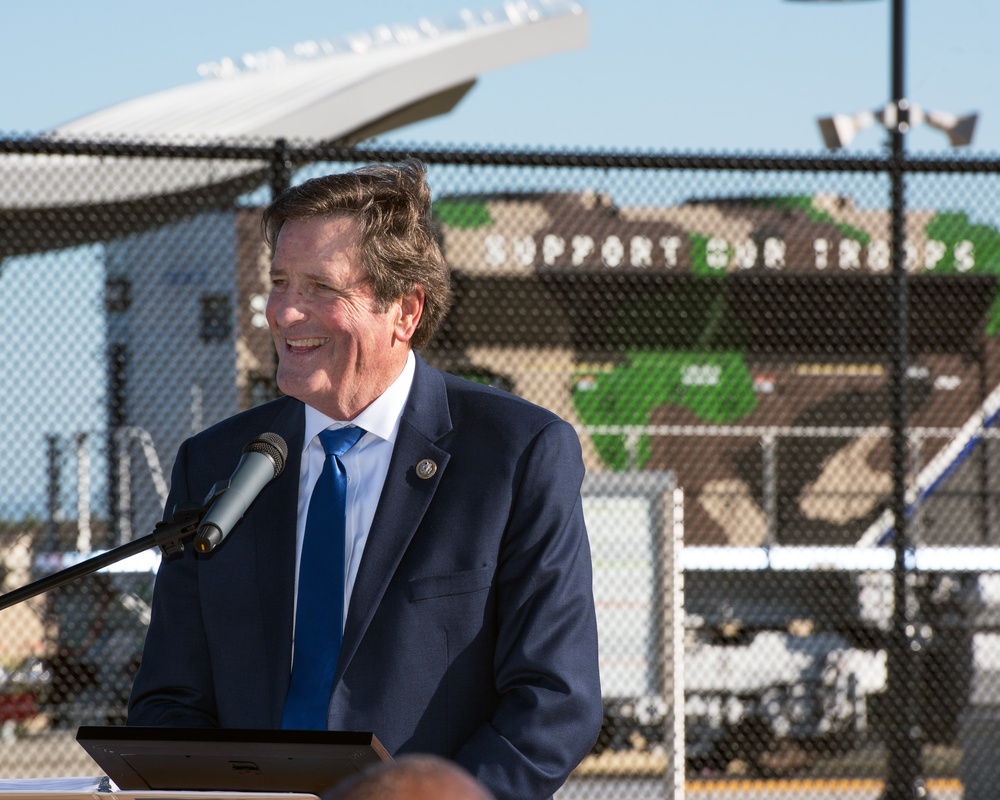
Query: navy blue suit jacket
127 354 603 800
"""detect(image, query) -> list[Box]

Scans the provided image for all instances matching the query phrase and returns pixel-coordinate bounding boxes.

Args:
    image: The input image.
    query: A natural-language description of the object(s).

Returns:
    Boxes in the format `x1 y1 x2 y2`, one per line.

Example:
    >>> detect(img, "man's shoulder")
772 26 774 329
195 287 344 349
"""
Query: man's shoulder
428 368 578 449
437 369 557 419
187 395 302 449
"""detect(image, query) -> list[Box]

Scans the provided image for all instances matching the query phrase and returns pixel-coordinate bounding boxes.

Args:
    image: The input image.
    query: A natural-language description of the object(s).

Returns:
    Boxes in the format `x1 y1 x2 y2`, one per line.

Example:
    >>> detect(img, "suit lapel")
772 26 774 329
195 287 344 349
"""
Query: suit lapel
335 357 452 680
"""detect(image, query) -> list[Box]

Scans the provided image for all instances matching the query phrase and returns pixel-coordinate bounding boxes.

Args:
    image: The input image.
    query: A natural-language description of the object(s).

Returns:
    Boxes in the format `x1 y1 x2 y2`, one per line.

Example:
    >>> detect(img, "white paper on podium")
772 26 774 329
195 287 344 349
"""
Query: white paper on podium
0 792 319 800
0 780 109 793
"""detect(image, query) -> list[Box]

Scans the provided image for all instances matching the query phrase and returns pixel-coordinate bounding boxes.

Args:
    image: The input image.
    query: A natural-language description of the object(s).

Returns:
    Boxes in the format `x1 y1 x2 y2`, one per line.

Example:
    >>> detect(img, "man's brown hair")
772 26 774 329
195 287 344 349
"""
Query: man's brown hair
262 158 452 349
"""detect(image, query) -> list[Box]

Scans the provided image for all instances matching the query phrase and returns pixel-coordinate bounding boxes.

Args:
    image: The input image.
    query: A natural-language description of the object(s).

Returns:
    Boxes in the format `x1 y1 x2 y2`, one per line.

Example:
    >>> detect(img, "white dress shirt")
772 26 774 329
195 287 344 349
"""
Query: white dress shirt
294 349 415 631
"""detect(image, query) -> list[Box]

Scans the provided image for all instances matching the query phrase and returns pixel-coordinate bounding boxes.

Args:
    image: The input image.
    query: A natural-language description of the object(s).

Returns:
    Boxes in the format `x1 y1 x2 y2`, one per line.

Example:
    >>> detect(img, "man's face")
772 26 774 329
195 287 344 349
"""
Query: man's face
265 215 422 420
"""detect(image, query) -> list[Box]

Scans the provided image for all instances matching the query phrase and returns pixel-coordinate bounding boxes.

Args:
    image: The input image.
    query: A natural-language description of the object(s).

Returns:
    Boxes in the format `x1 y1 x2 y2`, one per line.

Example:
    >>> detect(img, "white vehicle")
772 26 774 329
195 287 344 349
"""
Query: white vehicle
585 474 981 771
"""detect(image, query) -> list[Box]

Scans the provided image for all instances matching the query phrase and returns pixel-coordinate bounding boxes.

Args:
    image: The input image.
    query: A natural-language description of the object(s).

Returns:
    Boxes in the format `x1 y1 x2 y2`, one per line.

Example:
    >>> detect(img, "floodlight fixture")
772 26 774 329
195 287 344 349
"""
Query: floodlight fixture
818 100 977 149
924 109 978 147
817 110 876 149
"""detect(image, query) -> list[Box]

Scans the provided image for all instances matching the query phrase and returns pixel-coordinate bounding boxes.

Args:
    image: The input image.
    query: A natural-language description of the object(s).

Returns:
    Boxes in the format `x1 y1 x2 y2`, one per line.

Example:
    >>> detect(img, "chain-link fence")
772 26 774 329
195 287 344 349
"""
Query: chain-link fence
2 136 1000 798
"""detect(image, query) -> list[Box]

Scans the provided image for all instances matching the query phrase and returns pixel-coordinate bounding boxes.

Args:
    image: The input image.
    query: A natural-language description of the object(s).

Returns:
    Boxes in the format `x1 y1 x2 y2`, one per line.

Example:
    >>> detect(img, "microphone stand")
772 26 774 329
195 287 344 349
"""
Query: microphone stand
0 504 205 612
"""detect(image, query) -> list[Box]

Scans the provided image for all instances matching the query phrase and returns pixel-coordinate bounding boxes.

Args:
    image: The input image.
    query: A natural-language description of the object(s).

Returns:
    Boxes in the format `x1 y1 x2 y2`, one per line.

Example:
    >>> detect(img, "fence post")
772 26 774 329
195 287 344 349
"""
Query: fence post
106 342 128 549
761 433 777 547
883 1 925 797
271 137 292 200
976 343 993 541
44 434 60 554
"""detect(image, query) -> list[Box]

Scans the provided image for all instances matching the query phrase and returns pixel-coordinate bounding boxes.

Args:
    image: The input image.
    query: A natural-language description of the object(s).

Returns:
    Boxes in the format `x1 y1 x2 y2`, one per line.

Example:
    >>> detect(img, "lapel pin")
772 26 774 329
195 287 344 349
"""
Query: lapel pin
416 459 438 480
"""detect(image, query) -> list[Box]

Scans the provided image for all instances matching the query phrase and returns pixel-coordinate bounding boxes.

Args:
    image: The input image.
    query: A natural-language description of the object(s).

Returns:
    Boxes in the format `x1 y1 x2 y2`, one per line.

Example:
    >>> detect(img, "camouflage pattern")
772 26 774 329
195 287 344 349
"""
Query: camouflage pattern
426 191 1000 548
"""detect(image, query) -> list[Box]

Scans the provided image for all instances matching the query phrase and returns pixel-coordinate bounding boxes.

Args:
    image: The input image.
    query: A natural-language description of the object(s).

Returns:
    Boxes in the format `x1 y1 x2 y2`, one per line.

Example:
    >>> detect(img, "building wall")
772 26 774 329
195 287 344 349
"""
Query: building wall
105 210 242 538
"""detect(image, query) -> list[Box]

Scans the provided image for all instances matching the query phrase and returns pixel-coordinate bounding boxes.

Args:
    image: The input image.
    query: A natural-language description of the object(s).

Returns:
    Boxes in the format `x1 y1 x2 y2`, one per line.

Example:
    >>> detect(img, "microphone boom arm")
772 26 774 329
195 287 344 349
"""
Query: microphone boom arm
0 504 205 612
0 433 287 610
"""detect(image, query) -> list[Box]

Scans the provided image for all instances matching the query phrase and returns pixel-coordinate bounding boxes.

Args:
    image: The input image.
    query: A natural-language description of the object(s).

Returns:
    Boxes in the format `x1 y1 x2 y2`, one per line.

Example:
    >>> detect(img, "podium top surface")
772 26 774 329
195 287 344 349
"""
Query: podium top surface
75 727 390 795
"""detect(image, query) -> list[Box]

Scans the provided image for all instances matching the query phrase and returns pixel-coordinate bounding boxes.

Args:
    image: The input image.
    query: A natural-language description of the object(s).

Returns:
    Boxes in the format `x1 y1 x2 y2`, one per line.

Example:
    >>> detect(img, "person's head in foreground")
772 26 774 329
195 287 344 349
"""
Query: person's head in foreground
330 754 495 800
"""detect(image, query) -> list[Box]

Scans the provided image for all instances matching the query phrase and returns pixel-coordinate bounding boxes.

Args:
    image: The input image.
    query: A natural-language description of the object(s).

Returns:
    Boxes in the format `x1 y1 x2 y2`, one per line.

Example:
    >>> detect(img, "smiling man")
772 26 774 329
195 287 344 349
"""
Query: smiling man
127 159 603 800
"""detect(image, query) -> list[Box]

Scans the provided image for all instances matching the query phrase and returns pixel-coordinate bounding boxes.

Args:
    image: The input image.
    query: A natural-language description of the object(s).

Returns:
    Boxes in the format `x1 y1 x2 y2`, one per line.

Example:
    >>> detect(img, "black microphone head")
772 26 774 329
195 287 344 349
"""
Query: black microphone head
245 432 288 477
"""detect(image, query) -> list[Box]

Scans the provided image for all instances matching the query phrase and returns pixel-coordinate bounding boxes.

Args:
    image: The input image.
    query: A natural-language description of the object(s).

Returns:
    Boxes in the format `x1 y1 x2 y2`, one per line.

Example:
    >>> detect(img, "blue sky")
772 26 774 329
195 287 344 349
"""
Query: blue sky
2 0 999 154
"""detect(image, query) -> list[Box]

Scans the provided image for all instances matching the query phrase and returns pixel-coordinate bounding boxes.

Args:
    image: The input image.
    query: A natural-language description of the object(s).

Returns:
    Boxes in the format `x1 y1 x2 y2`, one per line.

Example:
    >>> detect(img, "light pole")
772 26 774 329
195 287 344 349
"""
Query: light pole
819 2 924 796
787 1 946 797
883 4 924 797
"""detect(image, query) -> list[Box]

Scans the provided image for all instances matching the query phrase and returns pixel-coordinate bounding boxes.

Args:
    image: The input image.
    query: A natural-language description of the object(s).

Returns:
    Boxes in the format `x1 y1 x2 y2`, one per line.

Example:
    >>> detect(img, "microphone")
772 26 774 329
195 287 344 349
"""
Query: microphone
192 433 288 554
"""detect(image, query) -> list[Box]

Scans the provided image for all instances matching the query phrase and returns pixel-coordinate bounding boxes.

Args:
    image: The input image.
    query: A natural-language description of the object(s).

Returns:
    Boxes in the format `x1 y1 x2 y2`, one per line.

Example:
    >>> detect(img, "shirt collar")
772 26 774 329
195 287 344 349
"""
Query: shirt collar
302 349 415 452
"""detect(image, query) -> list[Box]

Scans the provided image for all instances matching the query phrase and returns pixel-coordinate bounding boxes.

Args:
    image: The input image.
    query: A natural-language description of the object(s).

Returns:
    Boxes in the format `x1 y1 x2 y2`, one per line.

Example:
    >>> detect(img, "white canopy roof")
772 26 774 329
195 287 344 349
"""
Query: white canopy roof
55 1 587 143
0 0 587 253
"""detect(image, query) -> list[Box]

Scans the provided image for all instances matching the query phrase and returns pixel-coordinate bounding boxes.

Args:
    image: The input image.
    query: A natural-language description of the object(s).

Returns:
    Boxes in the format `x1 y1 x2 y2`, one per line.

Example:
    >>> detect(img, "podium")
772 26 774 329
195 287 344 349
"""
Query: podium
74 726 390 797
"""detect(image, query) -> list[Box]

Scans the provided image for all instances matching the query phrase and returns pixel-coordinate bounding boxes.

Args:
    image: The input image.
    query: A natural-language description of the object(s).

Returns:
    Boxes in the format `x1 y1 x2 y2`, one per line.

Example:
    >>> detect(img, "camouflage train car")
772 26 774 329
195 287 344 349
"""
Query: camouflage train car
429 189 1000 549
425 190 1000 767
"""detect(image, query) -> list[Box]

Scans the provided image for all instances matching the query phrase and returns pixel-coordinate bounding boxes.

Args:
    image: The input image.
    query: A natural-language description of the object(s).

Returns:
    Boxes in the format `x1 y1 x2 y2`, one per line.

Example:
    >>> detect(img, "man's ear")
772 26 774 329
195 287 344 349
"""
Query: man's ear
394 287 425 343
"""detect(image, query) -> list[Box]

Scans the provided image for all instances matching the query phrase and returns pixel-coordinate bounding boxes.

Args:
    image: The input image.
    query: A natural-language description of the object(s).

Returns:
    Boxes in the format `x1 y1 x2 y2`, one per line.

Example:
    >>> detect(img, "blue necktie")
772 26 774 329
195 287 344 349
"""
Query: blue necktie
281 425 365 730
